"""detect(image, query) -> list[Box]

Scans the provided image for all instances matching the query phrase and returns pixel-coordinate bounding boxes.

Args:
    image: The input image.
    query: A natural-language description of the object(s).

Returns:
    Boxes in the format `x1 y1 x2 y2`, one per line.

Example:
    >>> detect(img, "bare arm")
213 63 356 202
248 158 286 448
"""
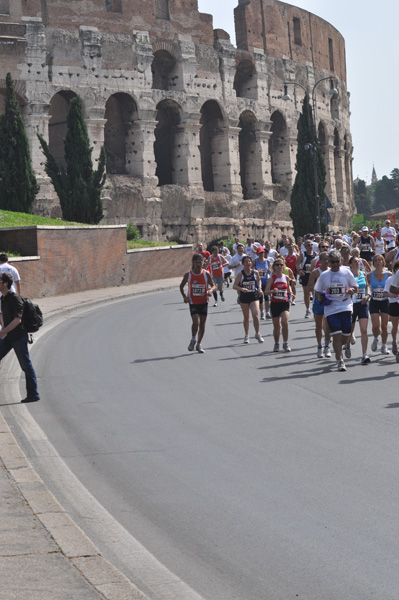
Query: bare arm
0 316 21 339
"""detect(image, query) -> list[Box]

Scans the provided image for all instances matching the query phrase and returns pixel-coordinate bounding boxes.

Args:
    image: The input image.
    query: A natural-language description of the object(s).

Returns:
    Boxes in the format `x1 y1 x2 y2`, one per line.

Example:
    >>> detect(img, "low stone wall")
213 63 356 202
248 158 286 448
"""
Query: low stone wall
0 225 192 298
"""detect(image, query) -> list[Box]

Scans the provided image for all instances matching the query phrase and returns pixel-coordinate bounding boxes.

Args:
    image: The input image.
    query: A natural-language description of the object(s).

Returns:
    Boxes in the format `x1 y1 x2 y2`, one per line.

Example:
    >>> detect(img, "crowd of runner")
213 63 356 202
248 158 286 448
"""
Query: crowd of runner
179 218 399 372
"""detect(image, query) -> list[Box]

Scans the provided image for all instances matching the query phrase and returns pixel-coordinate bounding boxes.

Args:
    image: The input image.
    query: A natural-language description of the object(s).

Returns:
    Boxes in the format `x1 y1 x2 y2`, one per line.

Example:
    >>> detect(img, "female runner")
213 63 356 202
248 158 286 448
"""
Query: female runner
265 259 294 352
344 255 371 364
233 255 264 344
383 259 399 362
367 254 392 354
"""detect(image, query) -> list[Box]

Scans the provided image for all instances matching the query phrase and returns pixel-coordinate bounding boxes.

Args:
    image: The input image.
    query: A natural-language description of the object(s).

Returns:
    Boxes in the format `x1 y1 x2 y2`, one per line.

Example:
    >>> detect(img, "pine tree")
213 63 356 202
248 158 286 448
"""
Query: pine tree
38 96 106 224
290 94 326 237
0 73 39 212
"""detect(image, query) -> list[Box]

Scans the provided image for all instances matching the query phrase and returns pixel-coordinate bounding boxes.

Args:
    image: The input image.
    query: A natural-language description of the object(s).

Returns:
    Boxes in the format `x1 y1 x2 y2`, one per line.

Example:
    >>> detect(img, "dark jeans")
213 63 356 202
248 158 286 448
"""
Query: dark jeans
0 334 39 399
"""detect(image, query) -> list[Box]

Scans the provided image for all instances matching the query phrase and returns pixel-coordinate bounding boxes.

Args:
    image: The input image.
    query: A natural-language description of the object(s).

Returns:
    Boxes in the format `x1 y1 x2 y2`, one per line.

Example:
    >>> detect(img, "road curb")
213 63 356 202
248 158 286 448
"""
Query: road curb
0 280 182 600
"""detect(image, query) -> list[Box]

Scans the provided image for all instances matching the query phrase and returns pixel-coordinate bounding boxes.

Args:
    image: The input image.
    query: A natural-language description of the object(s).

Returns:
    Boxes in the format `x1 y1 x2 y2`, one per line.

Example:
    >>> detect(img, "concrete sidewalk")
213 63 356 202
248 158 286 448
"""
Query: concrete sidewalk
0 278 180 600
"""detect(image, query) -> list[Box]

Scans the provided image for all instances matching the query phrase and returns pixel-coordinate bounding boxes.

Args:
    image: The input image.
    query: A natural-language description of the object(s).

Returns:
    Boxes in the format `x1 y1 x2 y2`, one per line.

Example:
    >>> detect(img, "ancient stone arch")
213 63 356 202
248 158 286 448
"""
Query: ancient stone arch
154 99 181 186
48 90 77 168
234 56 257 100
199 100 226 193
151 42 180 91
269 111 290 188
239 110 259 199
104 93 138 175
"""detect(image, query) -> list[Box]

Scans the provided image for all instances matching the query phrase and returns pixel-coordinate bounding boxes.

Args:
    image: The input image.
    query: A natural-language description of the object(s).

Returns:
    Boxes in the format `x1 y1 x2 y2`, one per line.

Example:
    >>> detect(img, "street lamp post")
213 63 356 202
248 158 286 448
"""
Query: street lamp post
283 77 338 233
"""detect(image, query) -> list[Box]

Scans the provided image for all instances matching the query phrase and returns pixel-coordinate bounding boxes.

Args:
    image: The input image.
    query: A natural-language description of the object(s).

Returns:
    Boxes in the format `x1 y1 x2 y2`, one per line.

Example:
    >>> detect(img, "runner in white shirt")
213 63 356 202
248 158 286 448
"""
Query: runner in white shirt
384 259 399 361
314 250 358 371
382 220 397 251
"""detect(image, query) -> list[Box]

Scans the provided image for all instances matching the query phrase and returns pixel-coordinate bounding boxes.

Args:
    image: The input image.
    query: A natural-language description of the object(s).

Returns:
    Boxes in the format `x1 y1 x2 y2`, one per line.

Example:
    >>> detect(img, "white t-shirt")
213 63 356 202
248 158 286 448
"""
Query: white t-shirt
230 253 245 277
382 226 396 249
374 237 385 255
0 263 20 294
279 246 289 257
314 267 358 316
267 249 277 260
390 269 399 288
384 275 399 303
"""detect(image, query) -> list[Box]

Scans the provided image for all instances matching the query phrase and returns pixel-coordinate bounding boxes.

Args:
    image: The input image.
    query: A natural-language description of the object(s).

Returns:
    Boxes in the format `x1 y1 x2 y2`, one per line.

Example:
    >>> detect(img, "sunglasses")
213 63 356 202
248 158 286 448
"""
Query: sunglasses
329 260 340 264
274 263 284 267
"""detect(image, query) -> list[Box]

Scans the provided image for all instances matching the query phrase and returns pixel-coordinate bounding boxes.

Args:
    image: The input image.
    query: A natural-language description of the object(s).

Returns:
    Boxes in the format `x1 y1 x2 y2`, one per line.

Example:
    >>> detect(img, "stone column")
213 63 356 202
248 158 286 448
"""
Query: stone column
173 113 203 189
85 106 106 165
24 103 50 177
334 147 347 205
213 121 242 195
256 127 273 189
129 109 158 188
323 142 336 205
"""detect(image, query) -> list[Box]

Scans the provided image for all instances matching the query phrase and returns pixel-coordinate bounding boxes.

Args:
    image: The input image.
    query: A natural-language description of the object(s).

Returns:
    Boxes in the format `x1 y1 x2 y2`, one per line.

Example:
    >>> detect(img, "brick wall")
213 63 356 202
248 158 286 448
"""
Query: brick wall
19 0 214 46
235 0 346 85
0 225 192 297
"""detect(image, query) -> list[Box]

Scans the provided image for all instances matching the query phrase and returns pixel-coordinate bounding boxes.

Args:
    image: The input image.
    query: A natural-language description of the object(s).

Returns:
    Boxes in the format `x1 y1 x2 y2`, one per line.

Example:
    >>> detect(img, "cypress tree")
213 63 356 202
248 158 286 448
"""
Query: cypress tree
38 96 106 224
0 73 39 212
290 94 326 237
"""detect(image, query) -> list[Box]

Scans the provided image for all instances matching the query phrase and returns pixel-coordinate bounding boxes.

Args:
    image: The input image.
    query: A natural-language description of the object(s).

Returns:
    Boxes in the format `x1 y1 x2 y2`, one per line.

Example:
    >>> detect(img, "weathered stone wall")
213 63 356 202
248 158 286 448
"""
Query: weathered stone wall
0 0 355 240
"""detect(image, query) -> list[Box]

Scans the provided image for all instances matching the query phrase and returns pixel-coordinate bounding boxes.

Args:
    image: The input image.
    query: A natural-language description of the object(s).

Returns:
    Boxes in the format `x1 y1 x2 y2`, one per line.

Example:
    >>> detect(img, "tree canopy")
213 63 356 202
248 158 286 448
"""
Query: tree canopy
0 73 39 212
290 94 326 237
38 96 106 224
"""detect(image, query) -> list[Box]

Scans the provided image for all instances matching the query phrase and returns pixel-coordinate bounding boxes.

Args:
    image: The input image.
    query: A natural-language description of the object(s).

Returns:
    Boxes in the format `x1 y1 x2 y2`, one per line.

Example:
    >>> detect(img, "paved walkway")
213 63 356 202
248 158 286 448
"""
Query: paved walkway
0 278 180 600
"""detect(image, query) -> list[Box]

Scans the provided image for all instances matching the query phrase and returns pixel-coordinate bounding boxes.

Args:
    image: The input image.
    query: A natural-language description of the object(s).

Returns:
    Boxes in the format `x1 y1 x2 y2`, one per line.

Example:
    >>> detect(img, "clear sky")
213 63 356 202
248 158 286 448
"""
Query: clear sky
198 0 396 184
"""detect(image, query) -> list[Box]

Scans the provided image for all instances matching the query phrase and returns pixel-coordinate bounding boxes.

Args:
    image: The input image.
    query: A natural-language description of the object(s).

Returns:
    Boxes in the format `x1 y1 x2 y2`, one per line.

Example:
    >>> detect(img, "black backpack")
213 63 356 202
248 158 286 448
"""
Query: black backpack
22 298 43 333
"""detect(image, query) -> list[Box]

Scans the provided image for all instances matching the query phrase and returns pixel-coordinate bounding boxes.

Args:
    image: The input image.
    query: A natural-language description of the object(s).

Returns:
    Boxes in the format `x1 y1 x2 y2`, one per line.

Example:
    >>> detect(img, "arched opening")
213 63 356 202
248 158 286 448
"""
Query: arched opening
48 90 77 168
318 121 326 146
104 93 137 175
239 111 258 199
152 50 177 91
330 95 339 120
200 100 225 192
269 111 289 186
154 100 181 186
234 59 256 99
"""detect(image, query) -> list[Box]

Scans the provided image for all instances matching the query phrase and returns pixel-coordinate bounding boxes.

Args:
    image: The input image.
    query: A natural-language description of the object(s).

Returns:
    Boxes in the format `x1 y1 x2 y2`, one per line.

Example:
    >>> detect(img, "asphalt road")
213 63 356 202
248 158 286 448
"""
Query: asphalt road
6 287 399 600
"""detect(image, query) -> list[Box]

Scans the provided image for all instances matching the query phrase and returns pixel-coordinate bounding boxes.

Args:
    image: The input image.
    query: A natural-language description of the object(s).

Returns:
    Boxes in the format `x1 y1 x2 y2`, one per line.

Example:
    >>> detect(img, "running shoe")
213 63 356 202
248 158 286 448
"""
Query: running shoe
266 312 272 319
255 333 264 343
305 309 311 318
337 359 346 372
396 352 399 363
260 310 266 320
392 342 398 355
283 341 291 352
244 335 250 344
188 339 196 351
291 299 296 305
344 347 351 359
221 295 225 302
317 346 323 359
361 354 371 364
371 337 379 352
213 302 218 307
196 343 205 353
324 345 332 358
381 344 390 355
350 333 356 345
273 342 280 352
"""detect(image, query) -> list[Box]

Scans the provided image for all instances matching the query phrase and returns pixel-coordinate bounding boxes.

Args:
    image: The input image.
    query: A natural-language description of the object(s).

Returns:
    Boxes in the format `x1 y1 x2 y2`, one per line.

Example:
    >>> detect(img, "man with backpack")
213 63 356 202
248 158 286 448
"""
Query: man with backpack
0 272 40 403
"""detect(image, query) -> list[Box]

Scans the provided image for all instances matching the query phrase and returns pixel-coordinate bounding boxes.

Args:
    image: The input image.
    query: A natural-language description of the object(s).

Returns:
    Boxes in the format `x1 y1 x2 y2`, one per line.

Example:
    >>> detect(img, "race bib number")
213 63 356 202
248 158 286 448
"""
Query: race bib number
243 281 256 292
192 284 205 296
328 284 346 298
274 289 287 300
373 287 384 300
356 289 365 301
258 269 267 278
305 264 311 273
360 244 370 252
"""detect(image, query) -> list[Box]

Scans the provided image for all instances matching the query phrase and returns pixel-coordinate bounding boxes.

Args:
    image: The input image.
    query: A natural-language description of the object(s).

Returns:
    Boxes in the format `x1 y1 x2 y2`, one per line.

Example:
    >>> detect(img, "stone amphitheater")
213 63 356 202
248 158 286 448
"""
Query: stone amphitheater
0 0 355 243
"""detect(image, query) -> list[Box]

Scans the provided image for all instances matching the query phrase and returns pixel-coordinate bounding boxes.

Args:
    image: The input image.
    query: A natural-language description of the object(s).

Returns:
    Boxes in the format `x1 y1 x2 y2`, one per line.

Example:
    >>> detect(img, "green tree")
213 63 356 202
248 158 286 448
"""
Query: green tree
354 178 373 216
374 175 399 213
0 73 39 212
38 96 106 224
290 94 326 237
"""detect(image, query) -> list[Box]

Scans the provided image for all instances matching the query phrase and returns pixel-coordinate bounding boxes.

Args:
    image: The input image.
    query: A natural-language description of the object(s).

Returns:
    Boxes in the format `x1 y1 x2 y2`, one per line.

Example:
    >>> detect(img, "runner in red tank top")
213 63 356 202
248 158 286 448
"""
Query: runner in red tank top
180 254 216 354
